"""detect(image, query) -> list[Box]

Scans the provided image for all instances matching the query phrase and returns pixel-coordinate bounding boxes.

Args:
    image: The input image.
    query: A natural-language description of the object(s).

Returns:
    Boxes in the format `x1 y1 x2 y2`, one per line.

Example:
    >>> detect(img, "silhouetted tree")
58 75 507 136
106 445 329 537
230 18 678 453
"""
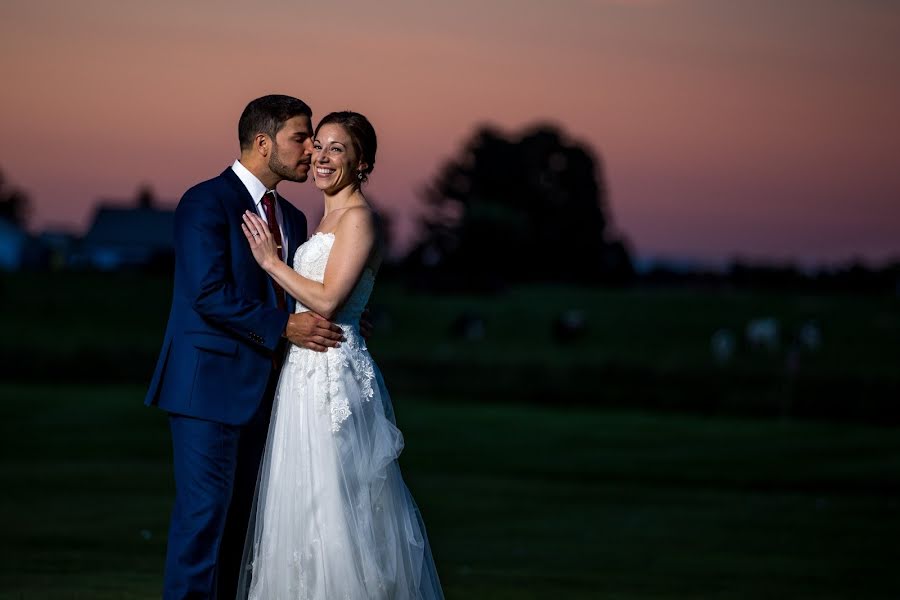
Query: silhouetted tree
407 124 632 289
136 183 156 209
0 169 30 227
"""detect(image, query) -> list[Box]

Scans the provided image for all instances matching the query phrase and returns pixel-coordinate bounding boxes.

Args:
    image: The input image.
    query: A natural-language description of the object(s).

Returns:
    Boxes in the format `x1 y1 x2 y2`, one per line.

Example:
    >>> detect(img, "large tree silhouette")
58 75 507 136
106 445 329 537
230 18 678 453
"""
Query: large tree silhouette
0 169 30 227
406 124 632 288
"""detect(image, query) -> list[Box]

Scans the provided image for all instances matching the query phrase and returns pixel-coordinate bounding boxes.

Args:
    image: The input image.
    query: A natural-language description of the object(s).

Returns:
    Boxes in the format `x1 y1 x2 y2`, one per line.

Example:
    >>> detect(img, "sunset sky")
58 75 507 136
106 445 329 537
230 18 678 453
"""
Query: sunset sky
2 0 899 265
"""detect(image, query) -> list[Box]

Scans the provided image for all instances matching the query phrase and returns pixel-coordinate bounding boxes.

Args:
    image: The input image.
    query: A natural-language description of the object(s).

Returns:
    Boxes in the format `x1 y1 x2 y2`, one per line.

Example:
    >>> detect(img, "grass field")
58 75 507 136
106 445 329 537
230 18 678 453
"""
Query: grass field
1 384 899 599
2 272 899 422
3 272 898 378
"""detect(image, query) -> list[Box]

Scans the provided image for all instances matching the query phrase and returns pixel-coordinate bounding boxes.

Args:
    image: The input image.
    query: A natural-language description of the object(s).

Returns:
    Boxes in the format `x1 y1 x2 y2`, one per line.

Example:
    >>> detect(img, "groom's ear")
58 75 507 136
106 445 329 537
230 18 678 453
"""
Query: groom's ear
255 133 270 157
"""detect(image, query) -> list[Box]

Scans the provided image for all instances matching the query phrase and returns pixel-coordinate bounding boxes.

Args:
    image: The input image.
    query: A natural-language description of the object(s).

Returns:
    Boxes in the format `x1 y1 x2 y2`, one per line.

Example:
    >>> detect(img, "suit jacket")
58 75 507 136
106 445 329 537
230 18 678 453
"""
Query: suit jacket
145 168 307 425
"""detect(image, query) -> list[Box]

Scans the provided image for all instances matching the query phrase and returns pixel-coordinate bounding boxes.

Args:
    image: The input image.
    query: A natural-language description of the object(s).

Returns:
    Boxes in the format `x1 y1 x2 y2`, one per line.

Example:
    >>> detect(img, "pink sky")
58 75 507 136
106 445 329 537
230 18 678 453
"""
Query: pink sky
2 0 899 264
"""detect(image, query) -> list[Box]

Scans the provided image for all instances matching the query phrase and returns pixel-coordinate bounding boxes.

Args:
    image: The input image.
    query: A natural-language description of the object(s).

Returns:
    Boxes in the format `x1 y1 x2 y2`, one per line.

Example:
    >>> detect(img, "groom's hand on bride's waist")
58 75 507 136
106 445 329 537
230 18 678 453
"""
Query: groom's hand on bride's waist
283 312 344 352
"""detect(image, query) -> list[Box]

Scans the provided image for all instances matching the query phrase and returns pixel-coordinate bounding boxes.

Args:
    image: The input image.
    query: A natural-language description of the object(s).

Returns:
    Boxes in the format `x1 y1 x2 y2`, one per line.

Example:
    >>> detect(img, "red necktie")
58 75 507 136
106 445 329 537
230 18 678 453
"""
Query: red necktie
261 191 287 310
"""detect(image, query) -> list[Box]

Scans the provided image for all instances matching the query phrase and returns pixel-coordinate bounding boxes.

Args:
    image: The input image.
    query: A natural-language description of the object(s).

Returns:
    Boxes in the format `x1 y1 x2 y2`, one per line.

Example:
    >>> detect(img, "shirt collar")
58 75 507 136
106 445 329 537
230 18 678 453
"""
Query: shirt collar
231 159 270 205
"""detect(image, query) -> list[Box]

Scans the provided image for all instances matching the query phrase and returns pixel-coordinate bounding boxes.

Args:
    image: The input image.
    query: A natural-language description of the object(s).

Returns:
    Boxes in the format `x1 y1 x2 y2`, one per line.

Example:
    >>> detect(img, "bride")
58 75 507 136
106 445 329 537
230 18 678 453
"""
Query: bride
237 111 444 599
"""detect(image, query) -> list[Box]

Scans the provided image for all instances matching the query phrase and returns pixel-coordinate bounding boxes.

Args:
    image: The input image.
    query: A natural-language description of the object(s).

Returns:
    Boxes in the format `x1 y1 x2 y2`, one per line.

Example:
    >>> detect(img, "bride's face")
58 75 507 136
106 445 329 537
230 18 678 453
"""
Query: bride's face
312 124 366 193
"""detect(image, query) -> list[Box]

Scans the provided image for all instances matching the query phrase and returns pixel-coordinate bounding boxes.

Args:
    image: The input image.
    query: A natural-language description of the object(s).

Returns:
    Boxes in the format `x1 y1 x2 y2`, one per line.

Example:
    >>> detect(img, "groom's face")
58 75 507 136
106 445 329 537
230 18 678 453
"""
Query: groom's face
269 115 314 183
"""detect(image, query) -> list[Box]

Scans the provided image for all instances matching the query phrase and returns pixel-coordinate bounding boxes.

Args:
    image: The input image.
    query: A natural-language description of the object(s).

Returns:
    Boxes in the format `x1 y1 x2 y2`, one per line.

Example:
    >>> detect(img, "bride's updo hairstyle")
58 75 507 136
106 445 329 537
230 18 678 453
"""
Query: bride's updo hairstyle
315 111 377 184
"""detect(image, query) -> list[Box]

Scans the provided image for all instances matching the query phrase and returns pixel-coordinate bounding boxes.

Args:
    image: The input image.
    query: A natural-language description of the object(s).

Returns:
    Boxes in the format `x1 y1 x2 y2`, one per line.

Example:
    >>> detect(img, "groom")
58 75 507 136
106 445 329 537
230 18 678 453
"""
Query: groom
145 95 344 599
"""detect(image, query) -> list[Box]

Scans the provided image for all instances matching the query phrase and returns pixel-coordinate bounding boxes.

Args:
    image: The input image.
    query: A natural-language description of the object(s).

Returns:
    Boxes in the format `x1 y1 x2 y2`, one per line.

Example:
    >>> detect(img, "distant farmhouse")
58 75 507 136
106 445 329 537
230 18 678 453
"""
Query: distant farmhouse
0 218 31 270
0 218 47 270
72 187 175 271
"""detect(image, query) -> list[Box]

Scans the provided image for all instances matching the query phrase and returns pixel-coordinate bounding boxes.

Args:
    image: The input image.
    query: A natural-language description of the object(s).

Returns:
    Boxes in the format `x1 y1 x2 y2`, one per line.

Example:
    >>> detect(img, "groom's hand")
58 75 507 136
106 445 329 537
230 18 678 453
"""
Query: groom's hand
284 312 343 352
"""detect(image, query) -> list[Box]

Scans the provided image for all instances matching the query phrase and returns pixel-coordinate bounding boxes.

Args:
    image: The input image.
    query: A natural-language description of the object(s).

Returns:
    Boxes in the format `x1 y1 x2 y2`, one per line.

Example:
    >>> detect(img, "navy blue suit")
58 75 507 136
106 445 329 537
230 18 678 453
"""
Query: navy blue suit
146 167 307 599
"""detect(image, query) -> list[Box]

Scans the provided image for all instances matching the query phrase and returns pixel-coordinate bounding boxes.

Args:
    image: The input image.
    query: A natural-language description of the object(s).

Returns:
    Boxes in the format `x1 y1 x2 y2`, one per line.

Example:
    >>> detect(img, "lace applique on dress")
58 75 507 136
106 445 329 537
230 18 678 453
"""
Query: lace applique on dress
287 232 377 432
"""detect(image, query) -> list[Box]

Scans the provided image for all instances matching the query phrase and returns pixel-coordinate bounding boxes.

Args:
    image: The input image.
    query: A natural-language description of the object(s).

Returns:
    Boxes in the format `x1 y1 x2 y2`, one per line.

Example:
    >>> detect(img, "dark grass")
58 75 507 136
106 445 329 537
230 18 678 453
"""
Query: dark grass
2 272 899 421
1 384 899 599
2 272 899 378
368 283 900 379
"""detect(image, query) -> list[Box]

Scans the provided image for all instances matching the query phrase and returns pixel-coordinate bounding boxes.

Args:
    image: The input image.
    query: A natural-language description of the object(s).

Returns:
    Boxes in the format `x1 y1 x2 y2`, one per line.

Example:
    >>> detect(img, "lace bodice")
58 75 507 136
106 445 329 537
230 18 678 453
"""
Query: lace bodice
291 232 376 326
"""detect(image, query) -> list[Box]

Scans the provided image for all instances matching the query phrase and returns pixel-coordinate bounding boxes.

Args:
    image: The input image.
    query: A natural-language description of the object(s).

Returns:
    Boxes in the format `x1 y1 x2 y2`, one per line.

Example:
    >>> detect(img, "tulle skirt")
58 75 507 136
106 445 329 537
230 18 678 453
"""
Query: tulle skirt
238 331 443 599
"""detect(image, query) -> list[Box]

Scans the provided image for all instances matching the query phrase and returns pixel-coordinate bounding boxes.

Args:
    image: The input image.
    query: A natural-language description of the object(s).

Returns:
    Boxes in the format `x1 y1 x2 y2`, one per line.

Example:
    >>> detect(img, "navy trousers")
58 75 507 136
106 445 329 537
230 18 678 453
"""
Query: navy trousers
163 375 276 600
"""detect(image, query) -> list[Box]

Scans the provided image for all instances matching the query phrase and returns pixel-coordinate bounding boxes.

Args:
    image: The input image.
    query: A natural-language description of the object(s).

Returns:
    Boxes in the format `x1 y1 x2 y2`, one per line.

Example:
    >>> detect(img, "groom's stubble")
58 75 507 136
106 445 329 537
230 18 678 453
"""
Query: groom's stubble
269 141 310 184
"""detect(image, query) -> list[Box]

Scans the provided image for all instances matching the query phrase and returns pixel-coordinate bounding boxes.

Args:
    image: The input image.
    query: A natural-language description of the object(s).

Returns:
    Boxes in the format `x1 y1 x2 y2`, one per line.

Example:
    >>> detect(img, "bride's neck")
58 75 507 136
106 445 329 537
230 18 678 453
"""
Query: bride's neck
323 186 366 216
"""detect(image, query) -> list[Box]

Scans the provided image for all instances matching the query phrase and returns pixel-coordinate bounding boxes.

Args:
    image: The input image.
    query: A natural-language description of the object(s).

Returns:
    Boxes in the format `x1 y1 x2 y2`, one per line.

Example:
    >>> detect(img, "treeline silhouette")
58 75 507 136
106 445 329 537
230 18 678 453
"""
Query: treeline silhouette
383 123 898 295
397 123 634 291
3 128 899 295
641 260 900 295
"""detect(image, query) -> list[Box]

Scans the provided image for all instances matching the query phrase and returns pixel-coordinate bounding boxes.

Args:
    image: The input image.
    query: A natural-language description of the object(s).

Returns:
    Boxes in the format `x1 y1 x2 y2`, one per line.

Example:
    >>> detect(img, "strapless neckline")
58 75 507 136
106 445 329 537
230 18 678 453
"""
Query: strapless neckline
291 230 376 323
305 231 377 278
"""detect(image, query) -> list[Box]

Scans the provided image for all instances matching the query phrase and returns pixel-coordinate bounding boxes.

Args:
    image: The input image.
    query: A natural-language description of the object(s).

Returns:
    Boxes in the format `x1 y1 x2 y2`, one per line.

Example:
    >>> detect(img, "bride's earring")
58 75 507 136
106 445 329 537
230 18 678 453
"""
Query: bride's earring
357 171 364 181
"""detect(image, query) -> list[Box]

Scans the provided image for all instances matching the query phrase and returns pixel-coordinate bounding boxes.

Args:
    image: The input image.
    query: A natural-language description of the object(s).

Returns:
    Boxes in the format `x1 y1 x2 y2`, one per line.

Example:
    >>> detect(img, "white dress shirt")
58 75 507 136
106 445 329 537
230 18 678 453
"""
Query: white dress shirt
231 159 289 262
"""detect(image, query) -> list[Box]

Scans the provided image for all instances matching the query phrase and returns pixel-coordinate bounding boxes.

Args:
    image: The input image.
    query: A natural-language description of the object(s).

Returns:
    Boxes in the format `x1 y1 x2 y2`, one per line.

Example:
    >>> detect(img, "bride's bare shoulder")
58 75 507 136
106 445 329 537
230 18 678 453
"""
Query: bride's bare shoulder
334 205 377 236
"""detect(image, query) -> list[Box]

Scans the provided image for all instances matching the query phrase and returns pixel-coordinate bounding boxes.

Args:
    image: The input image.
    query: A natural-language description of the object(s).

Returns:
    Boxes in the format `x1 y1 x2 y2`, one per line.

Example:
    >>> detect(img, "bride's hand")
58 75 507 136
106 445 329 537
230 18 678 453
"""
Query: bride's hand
242 211 278 271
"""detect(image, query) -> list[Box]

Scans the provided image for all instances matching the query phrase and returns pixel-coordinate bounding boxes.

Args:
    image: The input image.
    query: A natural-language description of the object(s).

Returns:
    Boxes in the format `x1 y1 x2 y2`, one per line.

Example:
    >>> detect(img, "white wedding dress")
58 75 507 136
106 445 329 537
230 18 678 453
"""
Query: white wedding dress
238 232 444 600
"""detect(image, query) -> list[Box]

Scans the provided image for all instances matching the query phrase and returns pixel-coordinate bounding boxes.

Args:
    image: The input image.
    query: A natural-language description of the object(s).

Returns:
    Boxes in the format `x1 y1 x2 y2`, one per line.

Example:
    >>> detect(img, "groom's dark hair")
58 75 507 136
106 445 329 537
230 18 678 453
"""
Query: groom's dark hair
239 95 312 150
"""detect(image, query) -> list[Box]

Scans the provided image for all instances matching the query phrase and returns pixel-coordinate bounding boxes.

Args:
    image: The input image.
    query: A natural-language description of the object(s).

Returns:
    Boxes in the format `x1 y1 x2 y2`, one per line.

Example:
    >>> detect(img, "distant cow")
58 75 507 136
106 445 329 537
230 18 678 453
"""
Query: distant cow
553 309 587 344
798 320 822 351
746 317 779 351
710 328 736 364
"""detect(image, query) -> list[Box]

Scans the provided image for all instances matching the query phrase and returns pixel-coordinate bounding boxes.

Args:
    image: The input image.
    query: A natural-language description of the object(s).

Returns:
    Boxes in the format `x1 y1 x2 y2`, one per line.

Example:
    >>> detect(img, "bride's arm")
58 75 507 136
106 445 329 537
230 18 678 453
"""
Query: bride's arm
242 208 376 320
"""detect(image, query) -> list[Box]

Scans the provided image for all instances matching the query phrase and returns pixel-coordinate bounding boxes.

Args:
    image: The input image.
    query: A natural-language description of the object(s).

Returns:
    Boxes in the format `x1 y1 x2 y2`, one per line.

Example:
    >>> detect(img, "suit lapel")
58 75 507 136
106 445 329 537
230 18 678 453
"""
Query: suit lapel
221 167 260 214
222 168 308 313
220 168 279 307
